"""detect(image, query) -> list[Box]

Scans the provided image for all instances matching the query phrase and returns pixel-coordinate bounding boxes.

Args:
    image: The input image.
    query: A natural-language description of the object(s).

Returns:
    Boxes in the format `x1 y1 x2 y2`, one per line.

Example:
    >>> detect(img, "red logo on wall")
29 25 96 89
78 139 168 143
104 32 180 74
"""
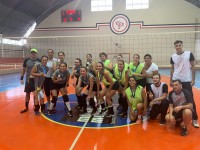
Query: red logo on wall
110 14 130 34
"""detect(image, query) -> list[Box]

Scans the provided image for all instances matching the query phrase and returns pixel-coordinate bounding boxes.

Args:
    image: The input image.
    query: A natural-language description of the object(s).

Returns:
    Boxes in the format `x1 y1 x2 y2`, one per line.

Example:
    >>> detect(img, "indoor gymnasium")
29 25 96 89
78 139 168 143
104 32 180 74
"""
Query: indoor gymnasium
0 0 200 150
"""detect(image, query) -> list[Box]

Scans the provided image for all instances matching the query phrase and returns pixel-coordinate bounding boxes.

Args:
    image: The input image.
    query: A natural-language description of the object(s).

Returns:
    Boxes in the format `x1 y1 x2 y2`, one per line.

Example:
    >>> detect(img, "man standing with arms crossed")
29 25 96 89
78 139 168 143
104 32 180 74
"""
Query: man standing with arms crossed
170 40 199 128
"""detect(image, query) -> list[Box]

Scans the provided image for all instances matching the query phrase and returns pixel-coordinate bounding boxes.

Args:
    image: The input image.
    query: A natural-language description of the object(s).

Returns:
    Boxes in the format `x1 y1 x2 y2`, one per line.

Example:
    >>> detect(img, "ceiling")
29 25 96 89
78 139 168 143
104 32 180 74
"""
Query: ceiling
186 0 200 8
0 0 199 38
0 0 73 37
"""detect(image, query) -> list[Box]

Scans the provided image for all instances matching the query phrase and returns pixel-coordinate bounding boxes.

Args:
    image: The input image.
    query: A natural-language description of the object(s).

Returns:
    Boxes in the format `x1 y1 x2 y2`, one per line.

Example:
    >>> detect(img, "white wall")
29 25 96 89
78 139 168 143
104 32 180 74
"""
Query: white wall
32 0 200 36
27 0 200 66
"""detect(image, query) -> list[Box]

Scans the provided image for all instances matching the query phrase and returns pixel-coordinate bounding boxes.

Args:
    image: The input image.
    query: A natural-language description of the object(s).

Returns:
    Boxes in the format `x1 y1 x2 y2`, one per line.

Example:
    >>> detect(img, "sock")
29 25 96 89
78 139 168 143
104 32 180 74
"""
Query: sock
101 102 105 110
49 101 54 110
65 102 71 111
25 102 29 108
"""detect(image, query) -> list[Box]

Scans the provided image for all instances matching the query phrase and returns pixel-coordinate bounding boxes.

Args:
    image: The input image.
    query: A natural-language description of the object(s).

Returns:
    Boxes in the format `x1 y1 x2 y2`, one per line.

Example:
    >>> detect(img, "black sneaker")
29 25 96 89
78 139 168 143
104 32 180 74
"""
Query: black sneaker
99 109 107 115
34 111 40 116
68 110 73 117
105 111 114 117
121 112 127 119
79 109 87 116
41 109 48 115
117 111 124 116
48 110 53 116
117 105 123 110
159 119 166 125
129 120 136 124
75 105 81 110
91 107 97 115
20 108 29 113
180 126 188 136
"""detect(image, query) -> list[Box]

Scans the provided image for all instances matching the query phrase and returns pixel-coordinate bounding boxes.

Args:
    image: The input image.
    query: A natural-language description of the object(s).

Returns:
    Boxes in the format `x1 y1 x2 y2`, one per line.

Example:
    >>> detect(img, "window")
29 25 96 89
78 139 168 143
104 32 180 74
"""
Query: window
126 0 149 10
91 0 112 12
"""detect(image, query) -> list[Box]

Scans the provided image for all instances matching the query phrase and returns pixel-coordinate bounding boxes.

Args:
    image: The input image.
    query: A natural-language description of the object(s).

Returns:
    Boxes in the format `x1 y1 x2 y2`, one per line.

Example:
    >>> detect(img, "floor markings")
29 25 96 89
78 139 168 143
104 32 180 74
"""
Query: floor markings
69 115 91 150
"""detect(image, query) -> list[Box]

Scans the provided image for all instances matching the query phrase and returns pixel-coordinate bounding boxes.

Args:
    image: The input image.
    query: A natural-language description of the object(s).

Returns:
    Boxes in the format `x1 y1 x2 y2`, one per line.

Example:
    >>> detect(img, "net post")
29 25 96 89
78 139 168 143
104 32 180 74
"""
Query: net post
0 34 3 57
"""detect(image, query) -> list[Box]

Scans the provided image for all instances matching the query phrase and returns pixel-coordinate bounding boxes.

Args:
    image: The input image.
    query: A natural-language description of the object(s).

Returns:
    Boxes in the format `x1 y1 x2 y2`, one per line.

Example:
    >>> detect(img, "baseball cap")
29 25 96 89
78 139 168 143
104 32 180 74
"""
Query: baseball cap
30 48 38 53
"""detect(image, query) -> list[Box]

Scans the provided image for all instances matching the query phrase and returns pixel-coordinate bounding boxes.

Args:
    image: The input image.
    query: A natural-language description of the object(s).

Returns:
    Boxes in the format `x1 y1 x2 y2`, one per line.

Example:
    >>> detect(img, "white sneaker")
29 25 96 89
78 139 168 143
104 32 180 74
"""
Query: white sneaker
192 120 200 128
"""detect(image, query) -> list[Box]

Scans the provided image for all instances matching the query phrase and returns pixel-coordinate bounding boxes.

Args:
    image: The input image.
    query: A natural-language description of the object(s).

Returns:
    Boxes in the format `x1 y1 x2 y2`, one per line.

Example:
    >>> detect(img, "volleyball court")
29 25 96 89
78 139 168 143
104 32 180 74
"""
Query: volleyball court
0 31 200 149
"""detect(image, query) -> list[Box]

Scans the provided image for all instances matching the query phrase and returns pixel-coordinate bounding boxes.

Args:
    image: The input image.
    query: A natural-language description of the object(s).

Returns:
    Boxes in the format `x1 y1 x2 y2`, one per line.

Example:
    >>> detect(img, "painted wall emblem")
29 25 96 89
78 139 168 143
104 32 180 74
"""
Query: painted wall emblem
110 14 130 34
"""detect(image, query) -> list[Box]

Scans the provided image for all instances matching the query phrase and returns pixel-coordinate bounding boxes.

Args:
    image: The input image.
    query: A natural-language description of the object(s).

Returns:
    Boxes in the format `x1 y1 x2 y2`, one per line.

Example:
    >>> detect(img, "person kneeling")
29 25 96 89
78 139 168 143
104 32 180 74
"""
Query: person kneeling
149 74 169 125
125 76 147 124
165 80 193 136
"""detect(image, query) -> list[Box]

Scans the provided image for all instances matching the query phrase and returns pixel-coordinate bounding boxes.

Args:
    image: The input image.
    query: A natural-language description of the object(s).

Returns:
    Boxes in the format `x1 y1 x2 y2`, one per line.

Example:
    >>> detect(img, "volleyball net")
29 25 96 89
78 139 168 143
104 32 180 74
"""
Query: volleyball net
0 31 200 71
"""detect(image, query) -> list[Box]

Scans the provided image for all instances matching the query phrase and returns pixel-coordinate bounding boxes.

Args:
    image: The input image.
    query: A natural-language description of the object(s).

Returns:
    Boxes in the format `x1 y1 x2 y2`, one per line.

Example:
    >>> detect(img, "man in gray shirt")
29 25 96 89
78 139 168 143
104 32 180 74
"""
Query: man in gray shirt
20 48 40 113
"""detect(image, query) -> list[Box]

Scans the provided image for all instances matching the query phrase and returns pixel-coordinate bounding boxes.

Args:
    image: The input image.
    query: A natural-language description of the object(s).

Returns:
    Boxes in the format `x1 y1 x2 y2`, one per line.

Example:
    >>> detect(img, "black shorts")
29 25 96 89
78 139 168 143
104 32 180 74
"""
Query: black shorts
43 77 54 97
24 78 35 93
137 78 146 88
172 110 183 120
105 81 119 90
86 83 102 92
53 82 66 90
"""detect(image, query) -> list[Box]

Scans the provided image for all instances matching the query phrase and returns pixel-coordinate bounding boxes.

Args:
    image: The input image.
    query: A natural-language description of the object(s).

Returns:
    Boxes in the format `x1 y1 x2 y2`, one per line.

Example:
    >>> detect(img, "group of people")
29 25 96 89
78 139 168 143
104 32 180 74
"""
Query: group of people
19 40 199 136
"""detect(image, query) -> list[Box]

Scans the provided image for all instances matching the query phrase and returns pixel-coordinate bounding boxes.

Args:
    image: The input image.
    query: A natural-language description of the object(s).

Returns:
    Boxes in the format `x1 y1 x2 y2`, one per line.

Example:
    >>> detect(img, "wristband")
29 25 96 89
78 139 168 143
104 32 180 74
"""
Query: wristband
20 76 24 80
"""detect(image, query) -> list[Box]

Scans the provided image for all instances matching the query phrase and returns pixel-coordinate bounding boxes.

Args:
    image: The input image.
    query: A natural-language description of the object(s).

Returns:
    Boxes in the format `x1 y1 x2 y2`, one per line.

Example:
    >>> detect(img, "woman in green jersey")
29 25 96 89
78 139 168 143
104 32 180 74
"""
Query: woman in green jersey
125 76 147 124
114 60 129 119
96 62 119 117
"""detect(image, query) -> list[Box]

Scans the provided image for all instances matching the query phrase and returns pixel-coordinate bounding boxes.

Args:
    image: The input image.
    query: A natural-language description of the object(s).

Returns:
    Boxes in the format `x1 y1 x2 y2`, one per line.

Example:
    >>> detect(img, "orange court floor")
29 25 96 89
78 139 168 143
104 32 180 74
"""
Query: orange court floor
0 75 200 150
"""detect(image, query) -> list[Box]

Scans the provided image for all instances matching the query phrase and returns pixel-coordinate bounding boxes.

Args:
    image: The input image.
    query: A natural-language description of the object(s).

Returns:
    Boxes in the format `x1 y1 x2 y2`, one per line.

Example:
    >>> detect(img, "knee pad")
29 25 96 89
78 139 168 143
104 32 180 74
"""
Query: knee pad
63 95 69 102
51 96 58 103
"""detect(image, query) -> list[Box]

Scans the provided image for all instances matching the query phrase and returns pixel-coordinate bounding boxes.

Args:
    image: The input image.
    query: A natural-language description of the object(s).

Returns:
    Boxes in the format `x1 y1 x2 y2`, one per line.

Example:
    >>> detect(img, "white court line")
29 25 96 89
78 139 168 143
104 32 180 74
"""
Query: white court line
69 116 90 150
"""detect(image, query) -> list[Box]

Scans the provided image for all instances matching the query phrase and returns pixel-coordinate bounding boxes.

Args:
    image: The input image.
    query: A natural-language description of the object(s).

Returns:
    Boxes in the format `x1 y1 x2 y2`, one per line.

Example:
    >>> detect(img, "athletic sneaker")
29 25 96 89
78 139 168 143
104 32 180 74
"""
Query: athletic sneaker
192 120 200 128
117 105 123 110
68 110 73 117
91 107 97 115
117 111 123 116
180 126 188 136
118 112 127 119
159 119 166 125
41 109 48 115
99 109 107 115
121 113 127 119
48 110 53 116
79 109 87 115
20 108 29 113
129 121 135 124
75 105 81 110
34 111 40 116
105 111 114 117
129 118 137 124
